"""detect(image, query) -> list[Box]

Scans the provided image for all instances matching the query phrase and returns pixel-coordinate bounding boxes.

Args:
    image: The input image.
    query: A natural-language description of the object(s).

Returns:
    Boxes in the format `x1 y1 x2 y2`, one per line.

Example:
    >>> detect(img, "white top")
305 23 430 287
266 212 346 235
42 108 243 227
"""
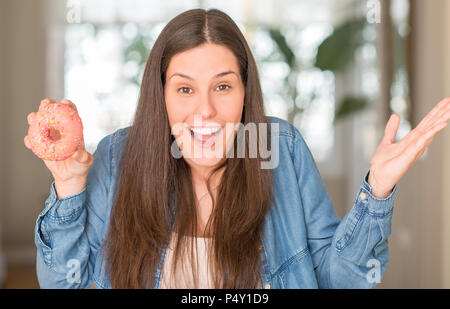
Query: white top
160 232 215 289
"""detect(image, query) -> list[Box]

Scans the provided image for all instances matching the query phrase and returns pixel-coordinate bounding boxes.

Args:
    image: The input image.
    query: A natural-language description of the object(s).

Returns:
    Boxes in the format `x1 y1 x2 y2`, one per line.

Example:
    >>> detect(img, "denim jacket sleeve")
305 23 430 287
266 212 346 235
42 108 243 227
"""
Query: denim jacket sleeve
34 133 112 288
293 128 398 288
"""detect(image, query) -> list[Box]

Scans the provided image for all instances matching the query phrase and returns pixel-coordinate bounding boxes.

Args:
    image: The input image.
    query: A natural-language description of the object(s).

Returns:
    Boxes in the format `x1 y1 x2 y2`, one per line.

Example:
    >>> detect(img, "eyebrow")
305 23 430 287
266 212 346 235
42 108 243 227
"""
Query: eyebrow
169 71 237 81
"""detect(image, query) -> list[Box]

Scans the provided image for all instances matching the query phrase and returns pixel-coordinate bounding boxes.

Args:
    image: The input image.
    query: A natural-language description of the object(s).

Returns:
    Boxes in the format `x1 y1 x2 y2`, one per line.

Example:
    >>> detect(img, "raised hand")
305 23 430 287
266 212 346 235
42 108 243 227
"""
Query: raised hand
24 98 93 198
368 98 450 198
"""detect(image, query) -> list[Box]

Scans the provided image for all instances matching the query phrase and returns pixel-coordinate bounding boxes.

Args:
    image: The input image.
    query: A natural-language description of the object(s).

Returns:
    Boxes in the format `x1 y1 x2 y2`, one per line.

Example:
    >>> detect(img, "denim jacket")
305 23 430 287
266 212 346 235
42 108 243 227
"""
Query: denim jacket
35 116 398 289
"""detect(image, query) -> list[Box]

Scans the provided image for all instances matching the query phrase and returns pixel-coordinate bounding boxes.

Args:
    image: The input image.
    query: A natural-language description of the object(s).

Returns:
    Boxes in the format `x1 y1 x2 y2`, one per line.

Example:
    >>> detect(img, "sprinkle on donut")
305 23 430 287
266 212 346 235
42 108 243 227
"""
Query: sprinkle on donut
27 102 84 161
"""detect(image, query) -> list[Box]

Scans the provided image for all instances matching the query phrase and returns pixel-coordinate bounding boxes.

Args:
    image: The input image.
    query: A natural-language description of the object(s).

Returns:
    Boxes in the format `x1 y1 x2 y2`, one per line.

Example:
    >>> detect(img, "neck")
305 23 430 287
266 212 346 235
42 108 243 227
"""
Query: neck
188 164 225 238
189 163 225 188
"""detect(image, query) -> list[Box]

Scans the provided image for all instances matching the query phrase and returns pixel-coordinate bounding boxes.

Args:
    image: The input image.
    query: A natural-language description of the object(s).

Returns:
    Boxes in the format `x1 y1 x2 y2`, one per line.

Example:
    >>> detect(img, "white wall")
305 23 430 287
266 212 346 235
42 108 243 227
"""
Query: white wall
442 0 450 288
0 0 52 264
0 0 9 285
381 0 450 288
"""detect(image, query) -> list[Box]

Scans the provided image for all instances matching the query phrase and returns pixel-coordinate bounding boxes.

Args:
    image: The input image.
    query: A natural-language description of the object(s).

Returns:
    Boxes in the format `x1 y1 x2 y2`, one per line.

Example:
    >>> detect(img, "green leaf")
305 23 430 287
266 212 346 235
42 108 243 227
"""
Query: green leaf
315 18 366 73
268 28 296 68
334 96 367 123
124 34 150 66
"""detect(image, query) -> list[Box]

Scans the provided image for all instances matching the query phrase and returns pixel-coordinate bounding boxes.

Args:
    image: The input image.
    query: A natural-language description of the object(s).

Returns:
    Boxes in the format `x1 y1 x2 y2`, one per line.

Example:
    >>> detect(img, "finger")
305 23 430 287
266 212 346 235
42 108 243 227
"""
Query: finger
414 121 448 161
40 98 56 106
71 149 91 164
423 121 448 145
382 114 401 144
69 150 93 171
420 98 450 131
430 98 449 117
60 99 78 113
39 98 56 111
24 136 31 149
428 99 450 131
403 121 448 162
401 116 431 145
439 103 450 123
40 98 55 104
27 112 36 125
411 98 449 141
71 148 84 161
60 99 74 105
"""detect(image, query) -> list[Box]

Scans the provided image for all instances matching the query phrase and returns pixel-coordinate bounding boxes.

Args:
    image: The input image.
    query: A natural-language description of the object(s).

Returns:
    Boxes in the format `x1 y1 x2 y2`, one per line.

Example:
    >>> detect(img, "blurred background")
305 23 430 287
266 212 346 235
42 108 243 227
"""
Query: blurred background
0 0 449 288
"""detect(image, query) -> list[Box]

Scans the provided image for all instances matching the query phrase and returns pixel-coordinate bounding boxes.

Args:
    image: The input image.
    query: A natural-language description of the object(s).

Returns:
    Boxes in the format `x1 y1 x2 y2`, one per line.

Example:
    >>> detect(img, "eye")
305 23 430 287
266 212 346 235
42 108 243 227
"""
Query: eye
216 84 231 91
177 87 193 95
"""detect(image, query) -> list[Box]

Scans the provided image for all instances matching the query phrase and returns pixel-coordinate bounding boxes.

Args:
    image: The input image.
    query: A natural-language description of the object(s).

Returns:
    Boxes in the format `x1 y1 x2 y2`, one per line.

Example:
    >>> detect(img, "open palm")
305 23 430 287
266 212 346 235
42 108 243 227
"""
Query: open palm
368 98 450 198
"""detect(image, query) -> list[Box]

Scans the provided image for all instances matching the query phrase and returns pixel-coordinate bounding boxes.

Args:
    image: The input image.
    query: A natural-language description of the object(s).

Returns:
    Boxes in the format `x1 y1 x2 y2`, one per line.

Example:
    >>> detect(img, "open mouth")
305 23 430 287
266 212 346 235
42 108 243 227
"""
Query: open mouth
189 126 222 148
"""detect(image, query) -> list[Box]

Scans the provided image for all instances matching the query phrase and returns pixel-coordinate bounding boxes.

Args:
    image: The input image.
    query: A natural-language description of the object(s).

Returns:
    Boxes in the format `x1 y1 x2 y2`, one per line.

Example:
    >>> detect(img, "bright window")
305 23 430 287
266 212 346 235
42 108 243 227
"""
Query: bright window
65 0 361 163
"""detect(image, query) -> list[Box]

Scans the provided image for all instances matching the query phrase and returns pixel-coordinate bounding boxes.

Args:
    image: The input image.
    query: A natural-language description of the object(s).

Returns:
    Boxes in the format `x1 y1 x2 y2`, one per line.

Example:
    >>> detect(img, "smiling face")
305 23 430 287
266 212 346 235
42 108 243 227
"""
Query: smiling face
164 43 245 171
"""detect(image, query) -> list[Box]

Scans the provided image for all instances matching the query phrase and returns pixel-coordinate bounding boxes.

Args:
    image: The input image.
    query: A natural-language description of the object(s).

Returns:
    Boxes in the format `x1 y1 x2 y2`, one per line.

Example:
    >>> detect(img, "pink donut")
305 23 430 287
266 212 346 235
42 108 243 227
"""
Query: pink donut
27 103 83 161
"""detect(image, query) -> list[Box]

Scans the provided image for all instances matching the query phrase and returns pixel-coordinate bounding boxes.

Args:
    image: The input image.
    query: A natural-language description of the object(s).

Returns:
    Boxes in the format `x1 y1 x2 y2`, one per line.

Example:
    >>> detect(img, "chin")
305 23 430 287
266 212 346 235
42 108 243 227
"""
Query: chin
185 156 225 169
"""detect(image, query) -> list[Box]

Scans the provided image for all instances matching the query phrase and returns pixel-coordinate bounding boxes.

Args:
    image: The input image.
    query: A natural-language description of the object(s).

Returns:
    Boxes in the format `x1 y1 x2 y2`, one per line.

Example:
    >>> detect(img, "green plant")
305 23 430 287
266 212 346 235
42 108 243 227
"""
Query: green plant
119 19 373 124
314 18 371 123
265 17 371 125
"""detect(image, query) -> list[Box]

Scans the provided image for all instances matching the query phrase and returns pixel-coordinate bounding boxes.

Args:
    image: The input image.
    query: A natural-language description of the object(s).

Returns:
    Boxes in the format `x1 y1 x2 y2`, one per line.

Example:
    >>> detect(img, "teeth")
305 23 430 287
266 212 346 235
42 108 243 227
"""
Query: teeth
190 127 221 135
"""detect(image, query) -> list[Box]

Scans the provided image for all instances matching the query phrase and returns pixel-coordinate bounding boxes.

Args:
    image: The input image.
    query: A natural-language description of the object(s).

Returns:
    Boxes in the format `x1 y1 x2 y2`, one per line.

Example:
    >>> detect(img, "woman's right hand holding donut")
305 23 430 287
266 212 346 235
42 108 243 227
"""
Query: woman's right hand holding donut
24 98 94 199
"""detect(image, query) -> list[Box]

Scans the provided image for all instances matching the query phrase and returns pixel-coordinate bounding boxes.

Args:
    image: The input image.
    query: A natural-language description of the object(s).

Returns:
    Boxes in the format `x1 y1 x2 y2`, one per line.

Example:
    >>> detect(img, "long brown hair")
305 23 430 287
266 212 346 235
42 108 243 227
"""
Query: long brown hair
103 8 273 288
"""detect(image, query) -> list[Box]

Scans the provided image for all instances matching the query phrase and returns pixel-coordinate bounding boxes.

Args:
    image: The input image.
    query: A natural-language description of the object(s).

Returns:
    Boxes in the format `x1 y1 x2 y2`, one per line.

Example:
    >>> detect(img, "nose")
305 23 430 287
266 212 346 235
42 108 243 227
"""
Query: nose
194 92 216 119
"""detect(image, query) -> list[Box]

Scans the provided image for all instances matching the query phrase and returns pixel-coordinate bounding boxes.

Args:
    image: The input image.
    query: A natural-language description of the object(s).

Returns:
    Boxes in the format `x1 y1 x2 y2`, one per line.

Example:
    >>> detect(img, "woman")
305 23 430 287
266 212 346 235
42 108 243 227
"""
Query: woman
25 8 449 289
